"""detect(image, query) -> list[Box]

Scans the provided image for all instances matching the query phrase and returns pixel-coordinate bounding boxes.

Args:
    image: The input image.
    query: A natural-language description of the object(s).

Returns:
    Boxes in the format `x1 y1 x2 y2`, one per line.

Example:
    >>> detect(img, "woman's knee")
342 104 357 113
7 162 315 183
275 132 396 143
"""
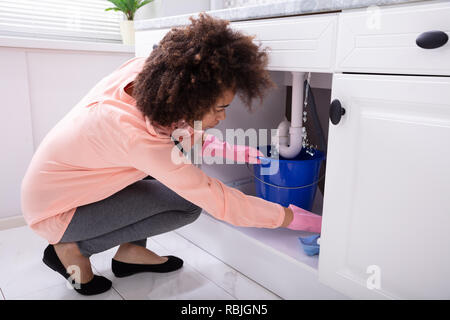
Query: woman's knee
185 204 202 223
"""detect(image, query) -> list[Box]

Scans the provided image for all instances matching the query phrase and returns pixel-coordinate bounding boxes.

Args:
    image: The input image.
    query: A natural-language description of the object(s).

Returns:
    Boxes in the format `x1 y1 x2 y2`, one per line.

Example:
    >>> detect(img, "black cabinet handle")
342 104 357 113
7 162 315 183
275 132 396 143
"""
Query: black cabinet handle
152 44 158 49
329 99 346 125
416 30 448 49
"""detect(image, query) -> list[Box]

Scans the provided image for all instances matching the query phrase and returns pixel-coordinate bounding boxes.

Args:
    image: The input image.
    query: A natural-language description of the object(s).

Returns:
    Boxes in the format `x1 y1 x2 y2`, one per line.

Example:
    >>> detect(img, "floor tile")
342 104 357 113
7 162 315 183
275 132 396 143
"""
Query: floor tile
10 280 123 300
153 231 281 300
0 226 67 299
112 263 236 300
0 226 274 300
90 237 235 300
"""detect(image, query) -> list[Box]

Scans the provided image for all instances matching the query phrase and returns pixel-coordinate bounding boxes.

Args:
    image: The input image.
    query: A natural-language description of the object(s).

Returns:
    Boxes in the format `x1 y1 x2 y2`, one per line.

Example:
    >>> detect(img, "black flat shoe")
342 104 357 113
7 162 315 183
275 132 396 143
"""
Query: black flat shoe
111 256 184 278
42 244 112 296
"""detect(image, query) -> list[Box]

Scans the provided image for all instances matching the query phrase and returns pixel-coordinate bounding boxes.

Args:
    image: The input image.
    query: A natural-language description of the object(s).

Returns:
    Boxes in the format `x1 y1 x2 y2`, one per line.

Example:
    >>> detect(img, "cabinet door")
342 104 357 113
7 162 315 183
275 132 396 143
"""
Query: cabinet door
0 49 35 219
319 74 450 299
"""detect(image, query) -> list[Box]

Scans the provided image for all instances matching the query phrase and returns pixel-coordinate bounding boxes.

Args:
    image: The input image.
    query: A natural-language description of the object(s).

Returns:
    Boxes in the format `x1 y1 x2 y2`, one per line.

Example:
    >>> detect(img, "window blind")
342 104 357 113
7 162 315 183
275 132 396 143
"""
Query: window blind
0 0 124 43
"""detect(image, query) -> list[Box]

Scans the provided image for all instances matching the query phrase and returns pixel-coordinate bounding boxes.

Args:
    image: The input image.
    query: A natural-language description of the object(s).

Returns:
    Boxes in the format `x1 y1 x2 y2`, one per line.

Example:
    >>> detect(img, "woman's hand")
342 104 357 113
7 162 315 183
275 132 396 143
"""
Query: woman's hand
283 204 322 233
202 133 264 164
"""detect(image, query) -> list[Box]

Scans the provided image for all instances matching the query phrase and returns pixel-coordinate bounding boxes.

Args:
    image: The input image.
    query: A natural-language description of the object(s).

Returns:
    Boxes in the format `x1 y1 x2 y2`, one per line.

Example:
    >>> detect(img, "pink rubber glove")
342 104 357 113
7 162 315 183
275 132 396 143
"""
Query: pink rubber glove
286 204 322 233
202 133 264 164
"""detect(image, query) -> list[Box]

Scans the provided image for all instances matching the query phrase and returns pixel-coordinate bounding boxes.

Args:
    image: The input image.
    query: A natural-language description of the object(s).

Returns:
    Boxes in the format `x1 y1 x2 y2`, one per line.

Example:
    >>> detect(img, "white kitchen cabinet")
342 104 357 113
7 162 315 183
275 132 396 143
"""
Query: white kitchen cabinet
135 27 171 58
135 13 339 73
335 1 450 76
319 73 450 299
124 0 450 299
231 13 338 72
0 41 133 222
0 49 35 220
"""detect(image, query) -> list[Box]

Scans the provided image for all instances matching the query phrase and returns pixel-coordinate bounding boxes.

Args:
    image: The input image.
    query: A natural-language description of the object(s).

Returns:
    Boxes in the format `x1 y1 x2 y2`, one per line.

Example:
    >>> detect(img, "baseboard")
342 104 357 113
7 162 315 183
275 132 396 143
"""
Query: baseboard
0 215 27 231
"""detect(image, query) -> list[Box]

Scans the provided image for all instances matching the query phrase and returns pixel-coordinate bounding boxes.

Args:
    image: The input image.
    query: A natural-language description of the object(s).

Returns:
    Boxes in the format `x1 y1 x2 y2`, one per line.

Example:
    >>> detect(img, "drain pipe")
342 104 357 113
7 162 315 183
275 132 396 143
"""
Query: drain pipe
278 71 304 159
277 116 290 146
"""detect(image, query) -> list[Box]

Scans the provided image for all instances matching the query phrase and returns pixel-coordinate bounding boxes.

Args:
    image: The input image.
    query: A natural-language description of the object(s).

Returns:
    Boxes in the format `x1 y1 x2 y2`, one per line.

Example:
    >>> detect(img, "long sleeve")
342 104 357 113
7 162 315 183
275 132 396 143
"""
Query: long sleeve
173 128 264 165
126 132 285 228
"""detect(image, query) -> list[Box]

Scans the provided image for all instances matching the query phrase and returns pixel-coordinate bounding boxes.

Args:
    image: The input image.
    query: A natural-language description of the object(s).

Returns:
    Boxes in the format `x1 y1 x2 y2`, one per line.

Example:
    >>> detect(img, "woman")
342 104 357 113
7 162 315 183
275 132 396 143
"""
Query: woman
20 13 322 296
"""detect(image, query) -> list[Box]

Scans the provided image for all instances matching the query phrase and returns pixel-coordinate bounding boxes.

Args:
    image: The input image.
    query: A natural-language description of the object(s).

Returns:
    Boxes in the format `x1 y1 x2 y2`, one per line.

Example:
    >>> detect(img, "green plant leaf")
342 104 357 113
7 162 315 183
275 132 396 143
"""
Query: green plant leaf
128 0 137 12
121 0 134 11
127 0 136 20
137 0 154 10
106 0 130 12
106 0 152 20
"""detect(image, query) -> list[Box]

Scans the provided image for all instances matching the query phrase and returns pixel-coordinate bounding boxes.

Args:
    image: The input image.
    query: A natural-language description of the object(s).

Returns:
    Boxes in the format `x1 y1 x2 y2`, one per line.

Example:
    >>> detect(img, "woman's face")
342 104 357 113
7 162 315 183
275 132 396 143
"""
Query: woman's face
191 88 235 130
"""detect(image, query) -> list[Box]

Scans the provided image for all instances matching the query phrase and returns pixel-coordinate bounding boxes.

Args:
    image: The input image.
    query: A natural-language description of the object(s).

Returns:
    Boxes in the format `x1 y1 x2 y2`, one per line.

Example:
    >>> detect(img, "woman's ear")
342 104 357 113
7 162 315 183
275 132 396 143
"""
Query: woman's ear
124 81 134 97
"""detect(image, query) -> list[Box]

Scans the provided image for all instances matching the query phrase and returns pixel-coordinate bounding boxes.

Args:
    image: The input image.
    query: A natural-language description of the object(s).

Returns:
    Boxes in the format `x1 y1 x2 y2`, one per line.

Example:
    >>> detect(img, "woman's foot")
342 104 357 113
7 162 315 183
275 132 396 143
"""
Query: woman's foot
113 243 169 265
53 242 94 284
111 243 183 277
43 243 112 295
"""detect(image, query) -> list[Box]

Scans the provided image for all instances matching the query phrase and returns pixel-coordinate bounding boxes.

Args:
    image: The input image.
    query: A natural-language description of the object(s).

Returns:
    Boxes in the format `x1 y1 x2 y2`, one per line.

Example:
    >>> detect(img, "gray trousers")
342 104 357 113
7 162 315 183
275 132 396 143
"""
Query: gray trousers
58 176 202 257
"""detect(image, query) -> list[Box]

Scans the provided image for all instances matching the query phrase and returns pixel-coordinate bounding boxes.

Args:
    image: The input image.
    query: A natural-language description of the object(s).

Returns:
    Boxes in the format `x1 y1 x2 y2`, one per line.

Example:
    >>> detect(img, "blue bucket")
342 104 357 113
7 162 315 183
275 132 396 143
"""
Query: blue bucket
250 145 325 211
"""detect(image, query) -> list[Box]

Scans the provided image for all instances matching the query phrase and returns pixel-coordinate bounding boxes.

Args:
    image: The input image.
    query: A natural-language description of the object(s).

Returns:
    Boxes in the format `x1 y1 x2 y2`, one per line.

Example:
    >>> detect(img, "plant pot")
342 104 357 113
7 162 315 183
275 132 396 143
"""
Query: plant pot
120 20 135 45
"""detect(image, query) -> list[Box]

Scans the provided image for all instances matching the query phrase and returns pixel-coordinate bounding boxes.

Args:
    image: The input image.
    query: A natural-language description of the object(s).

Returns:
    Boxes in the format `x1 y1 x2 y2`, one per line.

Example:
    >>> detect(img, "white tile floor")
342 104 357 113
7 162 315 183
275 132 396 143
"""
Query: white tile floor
0 225 281 300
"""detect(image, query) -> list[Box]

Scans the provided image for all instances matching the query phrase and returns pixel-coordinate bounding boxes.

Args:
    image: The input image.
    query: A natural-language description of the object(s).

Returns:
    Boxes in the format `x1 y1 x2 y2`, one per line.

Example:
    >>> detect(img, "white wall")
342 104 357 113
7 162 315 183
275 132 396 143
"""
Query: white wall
0 39 134 220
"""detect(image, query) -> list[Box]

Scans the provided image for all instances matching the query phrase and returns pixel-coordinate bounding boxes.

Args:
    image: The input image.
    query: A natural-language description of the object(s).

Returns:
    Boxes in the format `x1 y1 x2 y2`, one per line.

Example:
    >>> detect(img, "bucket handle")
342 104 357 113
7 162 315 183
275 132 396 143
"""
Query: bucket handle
245 162 326 190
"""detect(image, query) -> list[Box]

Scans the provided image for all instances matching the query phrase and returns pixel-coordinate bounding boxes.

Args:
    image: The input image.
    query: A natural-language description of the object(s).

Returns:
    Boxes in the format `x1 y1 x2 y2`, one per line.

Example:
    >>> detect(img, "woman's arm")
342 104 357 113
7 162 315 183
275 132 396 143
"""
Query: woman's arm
126 133 286 229
173 129 263 164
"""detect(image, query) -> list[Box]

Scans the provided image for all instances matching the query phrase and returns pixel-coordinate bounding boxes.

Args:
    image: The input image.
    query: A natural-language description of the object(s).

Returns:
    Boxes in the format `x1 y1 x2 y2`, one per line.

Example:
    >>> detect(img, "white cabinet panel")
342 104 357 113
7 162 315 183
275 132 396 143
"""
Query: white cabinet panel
135 14 338 71
0 49 34 218
319 73 450 299
26 52 132 147
135 28 171 57
231 13 338 72
0 46 133 222
336 1 450 75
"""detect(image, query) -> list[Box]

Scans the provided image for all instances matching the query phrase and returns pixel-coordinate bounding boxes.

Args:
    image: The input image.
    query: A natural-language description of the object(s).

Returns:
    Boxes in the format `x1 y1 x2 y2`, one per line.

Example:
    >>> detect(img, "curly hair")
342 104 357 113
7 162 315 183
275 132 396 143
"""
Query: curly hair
132 12 277 128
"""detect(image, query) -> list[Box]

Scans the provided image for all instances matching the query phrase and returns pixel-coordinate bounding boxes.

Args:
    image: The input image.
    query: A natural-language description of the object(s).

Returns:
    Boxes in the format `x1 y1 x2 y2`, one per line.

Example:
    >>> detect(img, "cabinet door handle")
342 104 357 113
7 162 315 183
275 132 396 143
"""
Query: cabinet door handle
416 30 448 49
329 99 346 125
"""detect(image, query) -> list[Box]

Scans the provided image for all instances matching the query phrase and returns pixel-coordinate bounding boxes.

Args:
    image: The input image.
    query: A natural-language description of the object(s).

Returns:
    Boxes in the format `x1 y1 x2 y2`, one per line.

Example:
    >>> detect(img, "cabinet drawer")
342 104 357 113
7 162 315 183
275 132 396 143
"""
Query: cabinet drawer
336 1 450 76
231 13 338 72
135 27 170 57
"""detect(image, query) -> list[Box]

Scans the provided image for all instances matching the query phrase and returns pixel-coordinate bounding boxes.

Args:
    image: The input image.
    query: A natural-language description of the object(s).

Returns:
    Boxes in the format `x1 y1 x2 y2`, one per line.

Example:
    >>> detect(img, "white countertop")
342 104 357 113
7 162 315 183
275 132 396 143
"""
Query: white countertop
134 0 429 30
